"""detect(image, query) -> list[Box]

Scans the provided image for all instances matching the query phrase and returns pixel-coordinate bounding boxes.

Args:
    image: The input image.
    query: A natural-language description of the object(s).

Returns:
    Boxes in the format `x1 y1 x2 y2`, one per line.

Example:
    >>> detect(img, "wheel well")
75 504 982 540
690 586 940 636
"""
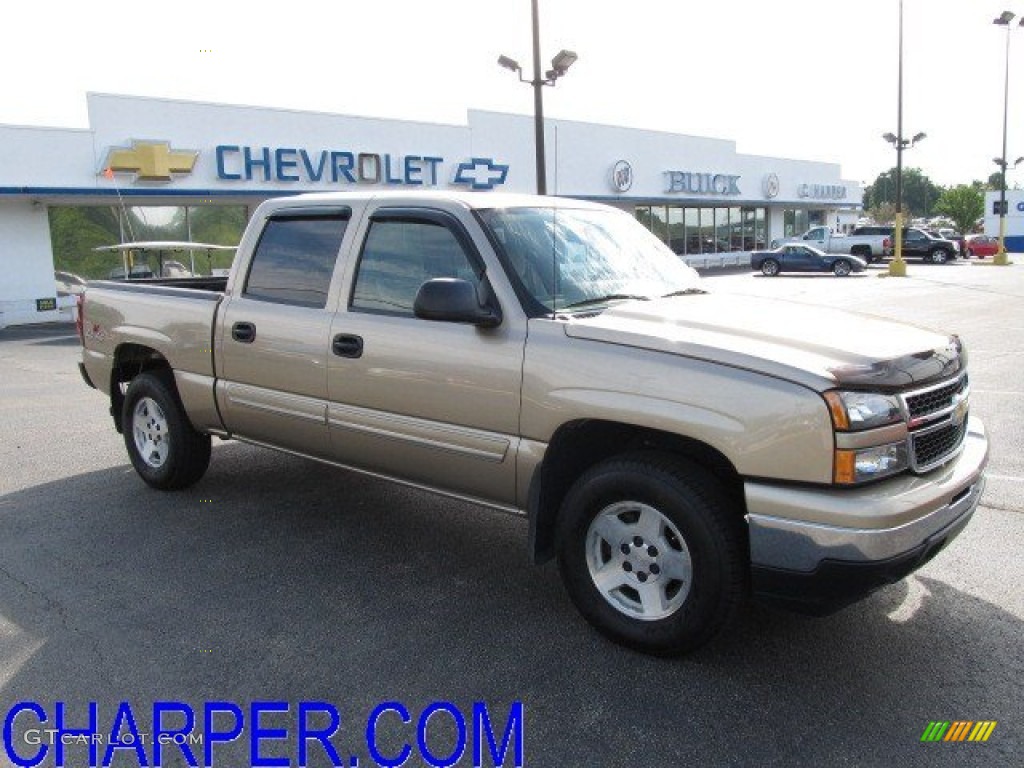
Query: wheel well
109 344 173 433
850 245 869 257
528 420 745 564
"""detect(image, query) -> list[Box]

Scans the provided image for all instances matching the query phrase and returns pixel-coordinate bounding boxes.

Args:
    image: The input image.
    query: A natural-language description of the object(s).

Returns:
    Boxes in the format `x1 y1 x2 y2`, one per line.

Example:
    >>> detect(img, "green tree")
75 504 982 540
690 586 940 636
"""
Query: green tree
934 186 985 236
863 167 943 218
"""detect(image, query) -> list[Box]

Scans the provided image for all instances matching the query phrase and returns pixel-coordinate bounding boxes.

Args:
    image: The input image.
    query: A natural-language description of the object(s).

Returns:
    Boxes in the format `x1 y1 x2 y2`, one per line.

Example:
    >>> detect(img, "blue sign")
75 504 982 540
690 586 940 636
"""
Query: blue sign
215 145 508 190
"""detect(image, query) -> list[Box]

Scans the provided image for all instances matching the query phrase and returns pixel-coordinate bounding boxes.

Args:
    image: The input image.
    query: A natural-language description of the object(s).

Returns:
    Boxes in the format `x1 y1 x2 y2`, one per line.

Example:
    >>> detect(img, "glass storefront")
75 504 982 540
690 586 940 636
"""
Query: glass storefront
48 204 248 279
635 204 767 254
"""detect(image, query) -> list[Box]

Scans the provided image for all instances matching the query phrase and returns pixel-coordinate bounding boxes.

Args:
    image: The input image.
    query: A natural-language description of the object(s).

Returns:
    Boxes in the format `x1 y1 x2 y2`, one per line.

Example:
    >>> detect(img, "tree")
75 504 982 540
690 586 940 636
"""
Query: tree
934 186 984 236
867 202 899 225
863 167 943 218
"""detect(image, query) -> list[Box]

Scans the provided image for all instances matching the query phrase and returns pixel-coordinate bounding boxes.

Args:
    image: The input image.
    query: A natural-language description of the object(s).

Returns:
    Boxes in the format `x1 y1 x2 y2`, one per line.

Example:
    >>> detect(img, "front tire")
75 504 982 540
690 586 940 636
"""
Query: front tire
122 371 211 490
761 259 780 277
832 259 852 276
929 249 950 264
556 454 746 654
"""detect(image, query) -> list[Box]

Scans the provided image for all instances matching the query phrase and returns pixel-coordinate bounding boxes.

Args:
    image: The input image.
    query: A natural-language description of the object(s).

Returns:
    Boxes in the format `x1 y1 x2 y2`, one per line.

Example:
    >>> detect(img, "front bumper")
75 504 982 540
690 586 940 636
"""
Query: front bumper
745 417 988 615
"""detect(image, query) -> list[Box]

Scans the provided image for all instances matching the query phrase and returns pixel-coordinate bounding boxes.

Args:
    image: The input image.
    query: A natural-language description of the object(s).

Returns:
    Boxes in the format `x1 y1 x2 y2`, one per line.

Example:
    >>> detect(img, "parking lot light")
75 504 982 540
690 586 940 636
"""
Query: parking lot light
497 0 577 195
992 11 1022 266
881 0 926 277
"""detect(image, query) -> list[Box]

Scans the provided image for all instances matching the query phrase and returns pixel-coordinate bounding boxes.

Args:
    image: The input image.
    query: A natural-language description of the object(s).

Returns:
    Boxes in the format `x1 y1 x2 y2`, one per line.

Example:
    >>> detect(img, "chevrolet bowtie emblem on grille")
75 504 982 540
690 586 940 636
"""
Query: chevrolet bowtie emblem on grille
950 392 969 428
102 140 199 181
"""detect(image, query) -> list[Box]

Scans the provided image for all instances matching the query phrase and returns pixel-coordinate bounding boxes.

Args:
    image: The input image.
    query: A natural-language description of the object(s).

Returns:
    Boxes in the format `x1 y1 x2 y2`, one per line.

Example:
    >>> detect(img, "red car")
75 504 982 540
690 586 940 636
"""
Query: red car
964 234 999 258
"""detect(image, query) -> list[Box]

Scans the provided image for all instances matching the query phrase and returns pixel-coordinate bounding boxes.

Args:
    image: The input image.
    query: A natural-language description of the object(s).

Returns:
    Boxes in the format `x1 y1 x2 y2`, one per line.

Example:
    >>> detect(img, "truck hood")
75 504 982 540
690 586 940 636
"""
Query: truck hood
563 293 963 391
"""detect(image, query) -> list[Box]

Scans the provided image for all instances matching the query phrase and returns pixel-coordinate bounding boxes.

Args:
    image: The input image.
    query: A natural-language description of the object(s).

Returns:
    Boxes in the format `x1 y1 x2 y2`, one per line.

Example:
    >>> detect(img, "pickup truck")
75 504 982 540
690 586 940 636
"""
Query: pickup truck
772 226 891 263
899 227 961 264
78 191 988 654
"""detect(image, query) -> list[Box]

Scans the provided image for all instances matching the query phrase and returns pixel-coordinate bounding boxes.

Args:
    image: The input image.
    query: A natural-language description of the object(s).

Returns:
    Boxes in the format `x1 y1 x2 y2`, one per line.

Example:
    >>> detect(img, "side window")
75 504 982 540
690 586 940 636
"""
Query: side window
244 213 349 308
351 217 480 316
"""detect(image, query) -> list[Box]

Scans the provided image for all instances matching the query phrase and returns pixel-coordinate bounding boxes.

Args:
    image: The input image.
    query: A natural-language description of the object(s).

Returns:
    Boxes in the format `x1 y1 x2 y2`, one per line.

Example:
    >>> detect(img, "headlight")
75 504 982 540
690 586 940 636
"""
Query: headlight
823 391 902 431
834 441 909 484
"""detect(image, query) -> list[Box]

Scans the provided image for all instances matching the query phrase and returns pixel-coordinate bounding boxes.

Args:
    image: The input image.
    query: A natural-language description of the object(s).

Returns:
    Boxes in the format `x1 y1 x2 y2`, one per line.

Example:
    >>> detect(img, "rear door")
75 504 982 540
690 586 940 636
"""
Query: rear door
325 205 526 507
216 207 352 458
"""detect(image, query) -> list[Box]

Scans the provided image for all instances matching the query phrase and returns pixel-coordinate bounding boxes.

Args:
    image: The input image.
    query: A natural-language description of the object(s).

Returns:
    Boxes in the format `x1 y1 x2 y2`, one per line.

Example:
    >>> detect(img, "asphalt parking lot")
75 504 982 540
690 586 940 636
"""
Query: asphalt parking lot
1 259 1021 767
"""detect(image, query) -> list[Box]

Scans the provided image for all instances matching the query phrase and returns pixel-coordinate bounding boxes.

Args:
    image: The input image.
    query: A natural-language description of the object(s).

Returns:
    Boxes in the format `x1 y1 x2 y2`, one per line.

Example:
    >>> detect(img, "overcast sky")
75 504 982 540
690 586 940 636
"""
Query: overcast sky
3 0 1020 188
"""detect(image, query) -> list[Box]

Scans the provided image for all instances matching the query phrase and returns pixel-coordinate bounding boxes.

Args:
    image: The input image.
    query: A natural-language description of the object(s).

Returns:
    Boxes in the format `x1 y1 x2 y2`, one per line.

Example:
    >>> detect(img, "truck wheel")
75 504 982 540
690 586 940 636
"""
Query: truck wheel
761 259 780 277
556 454 745 654
929 249 950 264
122 371 211 490
832 259 852 276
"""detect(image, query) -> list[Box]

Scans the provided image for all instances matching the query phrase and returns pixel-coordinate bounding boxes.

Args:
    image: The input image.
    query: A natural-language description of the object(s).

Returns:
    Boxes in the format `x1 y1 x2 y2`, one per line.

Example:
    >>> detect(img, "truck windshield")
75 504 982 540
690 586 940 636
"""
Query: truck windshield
478 206 701 315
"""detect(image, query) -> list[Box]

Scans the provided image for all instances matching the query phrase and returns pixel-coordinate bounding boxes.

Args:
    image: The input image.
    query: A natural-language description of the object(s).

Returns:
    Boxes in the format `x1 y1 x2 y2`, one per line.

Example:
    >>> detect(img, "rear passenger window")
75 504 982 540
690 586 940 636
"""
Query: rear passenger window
244 212 349 308
351 217 480 316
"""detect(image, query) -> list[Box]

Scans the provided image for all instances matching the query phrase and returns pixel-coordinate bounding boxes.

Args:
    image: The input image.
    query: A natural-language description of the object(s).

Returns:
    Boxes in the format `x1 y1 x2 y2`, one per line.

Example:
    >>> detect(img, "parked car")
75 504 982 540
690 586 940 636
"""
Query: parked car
770 227 890 263
76 191 987 655
851 225 894 237
751 244 867 276
899 228 960 264
964 234 999 258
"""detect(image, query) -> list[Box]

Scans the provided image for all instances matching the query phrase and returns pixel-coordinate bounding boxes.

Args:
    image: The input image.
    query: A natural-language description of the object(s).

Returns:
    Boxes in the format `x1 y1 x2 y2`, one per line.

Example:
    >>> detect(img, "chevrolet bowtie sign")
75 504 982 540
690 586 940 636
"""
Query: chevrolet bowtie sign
102 140 199 181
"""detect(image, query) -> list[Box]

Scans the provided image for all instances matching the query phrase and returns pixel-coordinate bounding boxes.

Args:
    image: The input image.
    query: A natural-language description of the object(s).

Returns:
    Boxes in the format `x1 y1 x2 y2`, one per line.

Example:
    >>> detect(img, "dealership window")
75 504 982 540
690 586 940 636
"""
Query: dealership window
634 205 768 254
47 204 248 279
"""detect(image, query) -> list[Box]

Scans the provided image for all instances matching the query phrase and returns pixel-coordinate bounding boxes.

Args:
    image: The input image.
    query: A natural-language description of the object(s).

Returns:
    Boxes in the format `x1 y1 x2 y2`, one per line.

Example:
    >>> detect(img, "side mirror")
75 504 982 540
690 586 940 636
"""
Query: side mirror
413 278 502 328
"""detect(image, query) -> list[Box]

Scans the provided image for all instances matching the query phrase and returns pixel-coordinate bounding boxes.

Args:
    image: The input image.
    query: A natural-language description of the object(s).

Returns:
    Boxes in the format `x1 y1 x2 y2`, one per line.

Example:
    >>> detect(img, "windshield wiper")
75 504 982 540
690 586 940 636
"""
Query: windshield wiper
560 293 651 310
661 288 707 298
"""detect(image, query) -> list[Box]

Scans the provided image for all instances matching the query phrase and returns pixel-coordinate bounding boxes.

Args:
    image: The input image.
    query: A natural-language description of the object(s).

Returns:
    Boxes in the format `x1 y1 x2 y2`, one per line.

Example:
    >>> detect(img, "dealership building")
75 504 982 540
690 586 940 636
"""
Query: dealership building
0 92 864 327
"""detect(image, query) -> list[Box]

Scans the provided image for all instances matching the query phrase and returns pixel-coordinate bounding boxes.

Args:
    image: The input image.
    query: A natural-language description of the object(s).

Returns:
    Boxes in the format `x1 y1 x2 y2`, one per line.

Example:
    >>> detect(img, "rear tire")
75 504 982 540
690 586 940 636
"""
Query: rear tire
761 259 780 277
122 371 211 490
556 453 746 655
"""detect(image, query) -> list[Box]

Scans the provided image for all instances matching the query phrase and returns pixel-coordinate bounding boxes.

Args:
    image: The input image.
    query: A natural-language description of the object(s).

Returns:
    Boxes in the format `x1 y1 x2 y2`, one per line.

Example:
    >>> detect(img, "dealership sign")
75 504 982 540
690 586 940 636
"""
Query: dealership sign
102 141 510 190
798 183 847 200
665 171 741 196
215 146 509 190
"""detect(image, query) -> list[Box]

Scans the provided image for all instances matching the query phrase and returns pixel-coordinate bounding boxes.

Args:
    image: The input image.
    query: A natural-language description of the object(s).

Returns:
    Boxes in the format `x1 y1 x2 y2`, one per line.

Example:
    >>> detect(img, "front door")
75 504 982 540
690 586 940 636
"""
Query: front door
325 207 525 507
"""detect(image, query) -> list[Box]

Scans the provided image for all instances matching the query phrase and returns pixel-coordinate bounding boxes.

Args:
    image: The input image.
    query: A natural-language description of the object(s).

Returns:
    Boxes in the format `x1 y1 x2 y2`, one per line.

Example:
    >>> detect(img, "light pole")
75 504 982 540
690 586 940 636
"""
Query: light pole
993 11 1023 266
881 0 925 276
498 0 577 195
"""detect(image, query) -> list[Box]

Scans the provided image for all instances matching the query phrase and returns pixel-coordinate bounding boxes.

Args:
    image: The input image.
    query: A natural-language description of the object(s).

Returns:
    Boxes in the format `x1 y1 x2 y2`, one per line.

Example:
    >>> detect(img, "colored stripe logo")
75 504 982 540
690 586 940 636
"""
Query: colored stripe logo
921 721 997 742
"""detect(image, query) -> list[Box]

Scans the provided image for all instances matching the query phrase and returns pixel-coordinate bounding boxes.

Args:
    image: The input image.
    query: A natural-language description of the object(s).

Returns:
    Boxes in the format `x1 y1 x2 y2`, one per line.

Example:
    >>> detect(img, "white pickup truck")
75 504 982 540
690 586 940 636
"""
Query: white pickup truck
772 226 891 263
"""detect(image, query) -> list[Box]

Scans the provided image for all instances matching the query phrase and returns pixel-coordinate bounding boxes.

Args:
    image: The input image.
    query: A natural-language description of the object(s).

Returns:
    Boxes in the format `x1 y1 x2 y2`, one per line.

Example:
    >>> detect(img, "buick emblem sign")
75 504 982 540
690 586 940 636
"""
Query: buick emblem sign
763 173 780 199
611 160 633 193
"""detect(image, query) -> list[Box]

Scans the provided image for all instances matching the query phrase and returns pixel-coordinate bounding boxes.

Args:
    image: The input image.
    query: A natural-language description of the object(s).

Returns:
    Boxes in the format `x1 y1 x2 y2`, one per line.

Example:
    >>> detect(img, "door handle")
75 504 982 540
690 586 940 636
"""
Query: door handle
332 333 363 358
232 321 256 343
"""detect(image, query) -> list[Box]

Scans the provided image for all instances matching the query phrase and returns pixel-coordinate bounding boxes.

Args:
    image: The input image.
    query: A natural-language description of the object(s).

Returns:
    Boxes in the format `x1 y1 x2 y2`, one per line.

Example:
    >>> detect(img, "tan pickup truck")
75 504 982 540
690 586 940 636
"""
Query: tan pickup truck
78 191 988 654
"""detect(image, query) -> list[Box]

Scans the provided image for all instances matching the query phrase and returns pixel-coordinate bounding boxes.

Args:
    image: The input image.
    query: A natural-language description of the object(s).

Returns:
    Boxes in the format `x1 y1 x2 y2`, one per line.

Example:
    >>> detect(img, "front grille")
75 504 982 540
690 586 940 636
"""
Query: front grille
905 374 968 420
912 419 968 469
901 373 970 471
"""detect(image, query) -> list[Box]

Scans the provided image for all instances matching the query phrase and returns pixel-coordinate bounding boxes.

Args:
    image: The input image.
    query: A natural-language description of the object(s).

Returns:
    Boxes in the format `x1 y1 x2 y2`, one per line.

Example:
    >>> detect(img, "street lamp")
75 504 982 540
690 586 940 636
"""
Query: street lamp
992 11 1023 265
881 0 926 276
497 0 577 195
